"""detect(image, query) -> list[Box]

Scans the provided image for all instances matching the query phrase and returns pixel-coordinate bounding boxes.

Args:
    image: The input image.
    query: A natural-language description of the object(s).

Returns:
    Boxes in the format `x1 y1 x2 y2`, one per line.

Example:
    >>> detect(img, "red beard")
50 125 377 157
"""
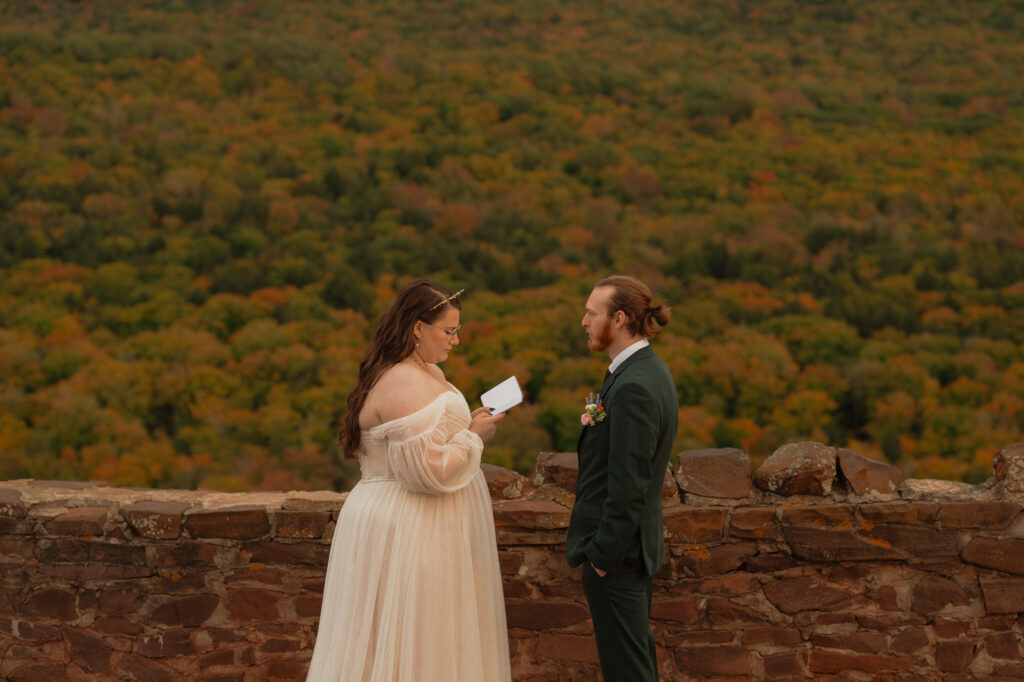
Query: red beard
589 318 614 351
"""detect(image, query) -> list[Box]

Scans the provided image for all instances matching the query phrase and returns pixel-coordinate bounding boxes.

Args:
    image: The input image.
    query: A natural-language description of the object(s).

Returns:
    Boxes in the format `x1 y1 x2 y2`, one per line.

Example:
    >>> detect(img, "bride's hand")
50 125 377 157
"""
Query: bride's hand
470 407 505 443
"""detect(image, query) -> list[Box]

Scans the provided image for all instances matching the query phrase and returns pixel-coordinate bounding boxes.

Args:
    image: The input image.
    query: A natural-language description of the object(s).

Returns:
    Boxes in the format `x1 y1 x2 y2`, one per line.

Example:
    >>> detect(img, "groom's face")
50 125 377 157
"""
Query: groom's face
583 287 615 352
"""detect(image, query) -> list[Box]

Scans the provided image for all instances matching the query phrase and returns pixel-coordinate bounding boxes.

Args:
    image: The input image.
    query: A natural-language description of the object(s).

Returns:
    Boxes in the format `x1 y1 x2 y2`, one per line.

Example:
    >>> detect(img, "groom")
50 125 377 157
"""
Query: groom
566 275 678 682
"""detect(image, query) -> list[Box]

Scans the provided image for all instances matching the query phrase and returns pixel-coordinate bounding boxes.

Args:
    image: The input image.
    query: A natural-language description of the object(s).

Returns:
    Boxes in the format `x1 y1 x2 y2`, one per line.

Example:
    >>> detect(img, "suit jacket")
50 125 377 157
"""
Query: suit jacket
566 345 678 577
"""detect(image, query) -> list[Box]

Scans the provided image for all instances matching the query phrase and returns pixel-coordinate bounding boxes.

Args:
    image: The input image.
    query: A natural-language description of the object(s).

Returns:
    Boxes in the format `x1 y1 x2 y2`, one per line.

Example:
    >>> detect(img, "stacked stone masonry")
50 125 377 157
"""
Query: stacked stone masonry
1 441 1024 681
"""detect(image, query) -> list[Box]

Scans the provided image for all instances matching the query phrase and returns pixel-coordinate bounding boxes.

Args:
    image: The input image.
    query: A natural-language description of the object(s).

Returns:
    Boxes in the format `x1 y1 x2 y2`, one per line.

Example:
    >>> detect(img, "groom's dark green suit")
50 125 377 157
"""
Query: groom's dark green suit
566 344 678 681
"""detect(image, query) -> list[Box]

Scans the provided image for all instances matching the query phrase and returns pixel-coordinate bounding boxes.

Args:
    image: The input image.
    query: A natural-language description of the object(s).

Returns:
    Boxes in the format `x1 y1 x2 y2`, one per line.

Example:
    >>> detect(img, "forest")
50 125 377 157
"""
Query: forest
1 1 1022 492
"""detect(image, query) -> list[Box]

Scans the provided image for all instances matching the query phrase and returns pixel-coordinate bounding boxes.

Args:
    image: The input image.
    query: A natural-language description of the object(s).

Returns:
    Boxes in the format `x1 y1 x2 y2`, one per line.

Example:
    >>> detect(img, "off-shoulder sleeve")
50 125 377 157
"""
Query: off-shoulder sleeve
382 399 484 494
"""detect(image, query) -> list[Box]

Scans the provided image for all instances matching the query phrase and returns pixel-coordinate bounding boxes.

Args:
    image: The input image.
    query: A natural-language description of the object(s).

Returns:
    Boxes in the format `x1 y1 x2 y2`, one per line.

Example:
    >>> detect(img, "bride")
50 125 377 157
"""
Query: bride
305 279 511 682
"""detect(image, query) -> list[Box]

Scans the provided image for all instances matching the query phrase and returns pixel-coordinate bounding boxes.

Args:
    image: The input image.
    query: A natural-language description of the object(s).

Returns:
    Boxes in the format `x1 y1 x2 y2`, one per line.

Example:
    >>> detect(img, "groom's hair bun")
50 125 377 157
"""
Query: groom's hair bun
595 275 670 339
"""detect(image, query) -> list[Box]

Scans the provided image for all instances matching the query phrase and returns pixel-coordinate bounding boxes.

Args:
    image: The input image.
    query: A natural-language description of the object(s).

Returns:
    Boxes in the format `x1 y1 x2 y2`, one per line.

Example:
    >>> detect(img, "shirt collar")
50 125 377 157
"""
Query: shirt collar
608 339 649 375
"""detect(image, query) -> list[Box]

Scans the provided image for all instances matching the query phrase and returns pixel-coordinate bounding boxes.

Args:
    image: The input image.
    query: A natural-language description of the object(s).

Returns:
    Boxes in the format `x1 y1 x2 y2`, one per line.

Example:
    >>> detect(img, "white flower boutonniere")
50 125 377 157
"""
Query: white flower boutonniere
581 392 606 427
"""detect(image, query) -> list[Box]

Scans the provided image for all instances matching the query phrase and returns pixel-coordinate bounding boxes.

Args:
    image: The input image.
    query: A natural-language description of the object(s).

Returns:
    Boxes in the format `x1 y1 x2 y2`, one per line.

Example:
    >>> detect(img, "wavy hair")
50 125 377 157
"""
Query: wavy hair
338 279 462 459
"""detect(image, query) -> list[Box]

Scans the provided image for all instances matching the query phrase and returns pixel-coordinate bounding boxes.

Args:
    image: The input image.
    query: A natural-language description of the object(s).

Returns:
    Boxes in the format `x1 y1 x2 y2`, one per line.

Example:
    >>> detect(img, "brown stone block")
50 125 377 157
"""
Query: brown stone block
675 645 753 677
933 618 971 638
994 442 1024 494
763 650 807 679
94 618 144 635
535 633 599 663
939 501 1021 529
980 575 1024 614
0 536 37 559
742 626 803 647
505 599 590 630
743 552 797 573
199 646 255 668
493 499 570 530
836 448 901 496
63 626 112 674
294 594 322 618
5 664 67 682
482 463 533 500
993 660 1024 677
651 596 701 624
35 537 145 566
781 504 856 528
37 562 151 582
890 626 929 654
533 452 579 493
155 541 220 568
43 506 111 537
705 597 769 626
138 628 196 658
121 501 189 539
754 441 837 496
261 638 302 653
661 466 681 508
14 622 62 641
22 587 77 620
697 572 761 597
185 506 270 539
225 567 286 586
494 528 566 545
675 447 752 499
301 577 325 593
783 526 899 562
498 550 525 575
808 650 912 674
866 524 960 557
663 506 726 542
116 653 177 682
225 588 282 622
910 575 974 616
763 576 852 614
502 578 531 598
203 675 245 682
986 631 1022 659
729 507 779 540
963 538 1024 576
662 629 733 646
150 594 219 627
859 502 940 525
274 510 330 539
244 540 330 566
0 489 27 518
936 640 976 672
810 631 887 654
265 659 311 678
0 516 34 534
675 541 758 578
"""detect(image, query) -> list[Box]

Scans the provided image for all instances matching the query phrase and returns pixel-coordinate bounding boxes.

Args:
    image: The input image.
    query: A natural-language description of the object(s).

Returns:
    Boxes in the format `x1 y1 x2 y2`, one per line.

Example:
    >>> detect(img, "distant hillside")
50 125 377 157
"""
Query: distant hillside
1 1 1022 490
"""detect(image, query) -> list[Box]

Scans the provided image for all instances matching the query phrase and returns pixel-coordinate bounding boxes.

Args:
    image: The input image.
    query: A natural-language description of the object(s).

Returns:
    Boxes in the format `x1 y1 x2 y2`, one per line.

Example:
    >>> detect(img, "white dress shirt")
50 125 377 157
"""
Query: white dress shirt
608 339 649 375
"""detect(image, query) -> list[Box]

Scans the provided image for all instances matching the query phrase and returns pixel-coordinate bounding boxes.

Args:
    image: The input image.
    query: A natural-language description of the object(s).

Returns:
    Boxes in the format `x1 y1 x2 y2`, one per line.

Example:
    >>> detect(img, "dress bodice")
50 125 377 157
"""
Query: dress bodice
357 390 477 489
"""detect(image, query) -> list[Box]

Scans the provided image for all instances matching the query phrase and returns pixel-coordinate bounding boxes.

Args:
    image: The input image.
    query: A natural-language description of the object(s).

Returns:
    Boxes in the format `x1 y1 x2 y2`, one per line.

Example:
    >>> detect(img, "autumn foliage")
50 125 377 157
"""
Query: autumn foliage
1 2 1022 490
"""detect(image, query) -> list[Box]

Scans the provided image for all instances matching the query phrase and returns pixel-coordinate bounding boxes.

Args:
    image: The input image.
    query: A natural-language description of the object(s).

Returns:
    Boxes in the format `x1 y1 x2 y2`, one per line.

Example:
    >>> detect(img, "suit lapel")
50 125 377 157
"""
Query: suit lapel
576 346 656 452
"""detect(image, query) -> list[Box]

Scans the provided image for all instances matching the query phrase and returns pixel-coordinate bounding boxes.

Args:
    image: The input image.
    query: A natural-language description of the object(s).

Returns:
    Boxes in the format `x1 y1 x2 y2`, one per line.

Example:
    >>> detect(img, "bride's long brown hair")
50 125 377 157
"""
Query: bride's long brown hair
338 279 462 459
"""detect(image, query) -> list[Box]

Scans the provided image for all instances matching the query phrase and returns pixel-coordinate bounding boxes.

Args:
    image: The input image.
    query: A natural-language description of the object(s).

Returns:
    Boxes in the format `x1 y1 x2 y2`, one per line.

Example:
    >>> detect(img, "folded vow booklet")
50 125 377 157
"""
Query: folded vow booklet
480 376 523 414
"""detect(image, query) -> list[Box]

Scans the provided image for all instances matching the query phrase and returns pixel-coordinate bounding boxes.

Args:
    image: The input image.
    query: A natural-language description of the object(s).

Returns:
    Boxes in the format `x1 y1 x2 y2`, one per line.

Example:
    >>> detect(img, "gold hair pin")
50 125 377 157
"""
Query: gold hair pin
428 289 465 311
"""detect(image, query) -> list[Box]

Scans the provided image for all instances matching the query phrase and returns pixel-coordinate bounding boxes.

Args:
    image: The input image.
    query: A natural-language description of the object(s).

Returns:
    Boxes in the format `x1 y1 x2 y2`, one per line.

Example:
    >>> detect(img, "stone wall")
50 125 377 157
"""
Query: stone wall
2 441 1024 681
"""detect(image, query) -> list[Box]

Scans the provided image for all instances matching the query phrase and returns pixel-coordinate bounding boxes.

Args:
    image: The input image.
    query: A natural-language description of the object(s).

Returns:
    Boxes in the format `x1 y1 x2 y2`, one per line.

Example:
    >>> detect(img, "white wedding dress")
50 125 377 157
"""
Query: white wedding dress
305 389 511 682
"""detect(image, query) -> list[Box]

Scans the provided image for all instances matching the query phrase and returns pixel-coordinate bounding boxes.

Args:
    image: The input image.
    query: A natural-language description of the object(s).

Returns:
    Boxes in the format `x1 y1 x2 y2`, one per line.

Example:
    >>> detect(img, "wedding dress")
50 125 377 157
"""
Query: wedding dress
305 389 511 682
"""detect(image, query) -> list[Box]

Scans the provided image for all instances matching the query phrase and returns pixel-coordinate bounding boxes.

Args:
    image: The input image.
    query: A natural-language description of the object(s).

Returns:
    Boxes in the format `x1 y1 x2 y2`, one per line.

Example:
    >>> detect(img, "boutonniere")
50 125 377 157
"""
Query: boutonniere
581 392 606 427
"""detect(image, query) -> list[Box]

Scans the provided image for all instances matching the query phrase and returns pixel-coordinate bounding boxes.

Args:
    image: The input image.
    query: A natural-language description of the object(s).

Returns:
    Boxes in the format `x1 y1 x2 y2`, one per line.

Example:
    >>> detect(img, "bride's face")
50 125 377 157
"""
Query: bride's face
414 307 461 364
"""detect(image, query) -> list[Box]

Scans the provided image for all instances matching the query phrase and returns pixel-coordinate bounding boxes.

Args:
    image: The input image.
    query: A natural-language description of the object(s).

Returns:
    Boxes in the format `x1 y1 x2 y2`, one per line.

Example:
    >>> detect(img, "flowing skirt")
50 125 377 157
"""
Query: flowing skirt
305 472 510 682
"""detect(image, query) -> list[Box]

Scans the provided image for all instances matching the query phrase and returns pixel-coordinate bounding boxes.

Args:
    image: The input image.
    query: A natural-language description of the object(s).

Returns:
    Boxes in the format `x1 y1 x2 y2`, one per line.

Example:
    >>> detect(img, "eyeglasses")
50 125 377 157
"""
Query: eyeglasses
421 321 462 339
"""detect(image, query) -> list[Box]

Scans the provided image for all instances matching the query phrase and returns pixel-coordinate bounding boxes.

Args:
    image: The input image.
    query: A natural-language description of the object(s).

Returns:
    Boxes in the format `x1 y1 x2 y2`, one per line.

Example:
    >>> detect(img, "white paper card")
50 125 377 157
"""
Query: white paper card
480 376 523 414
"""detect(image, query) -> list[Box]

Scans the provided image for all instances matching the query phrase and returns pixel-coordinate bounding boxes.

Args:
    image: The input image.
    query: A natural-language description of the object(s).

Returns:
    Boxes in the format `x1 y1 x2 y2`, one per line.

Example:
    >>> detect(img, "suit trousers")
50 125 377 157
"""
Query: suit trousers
581 562 657 682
